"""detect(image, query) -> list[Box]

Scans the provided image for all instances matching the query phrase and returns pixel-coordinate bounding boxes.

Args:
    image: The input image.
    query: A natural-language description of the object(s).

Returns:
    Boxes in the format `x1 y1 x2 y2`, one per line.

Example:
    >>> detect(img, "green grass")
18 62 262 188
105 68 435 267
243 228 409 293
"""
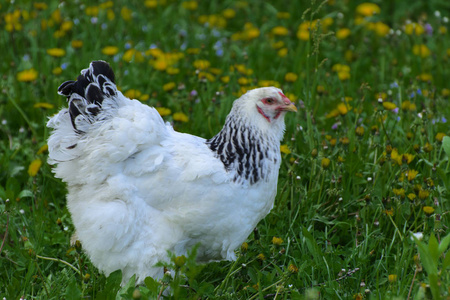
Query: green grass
1 0 450 299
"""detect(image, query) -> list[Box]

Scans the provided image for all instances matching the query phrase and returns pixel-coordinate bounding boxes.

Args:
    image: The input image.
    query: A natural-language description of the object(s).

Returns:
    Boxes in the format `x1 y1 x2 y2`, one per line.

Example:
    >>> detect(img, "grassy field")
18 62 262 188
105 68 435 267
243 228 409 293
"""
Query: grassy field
1 0 450 299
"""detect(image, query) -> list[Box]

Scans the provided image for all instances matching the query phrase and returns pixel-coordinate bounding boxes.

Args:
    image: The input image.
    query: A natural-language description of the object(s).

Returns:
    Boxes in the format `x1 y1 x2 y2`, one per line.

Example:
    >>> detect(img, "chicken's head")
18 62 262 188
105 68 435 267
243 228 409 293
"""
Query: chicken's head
232 87 297 134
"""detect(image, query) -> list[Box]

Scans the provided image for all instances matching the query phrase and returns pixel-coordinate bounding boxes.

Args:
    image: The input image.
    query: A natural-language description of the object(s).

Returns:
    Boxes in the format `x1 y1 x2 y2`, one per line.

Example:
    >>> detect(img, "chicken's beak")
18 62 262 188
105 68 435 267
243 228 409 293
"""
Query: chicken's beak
282 102 298 112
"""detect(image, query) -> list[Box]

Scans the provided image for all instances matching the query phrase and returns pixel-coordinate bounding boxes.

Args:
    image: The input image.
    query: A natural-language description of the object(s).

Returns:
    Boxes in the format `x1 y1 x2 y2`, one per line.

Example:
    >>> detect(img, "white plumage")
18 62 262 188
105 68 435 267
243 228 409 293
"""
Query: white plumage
47 61 297 284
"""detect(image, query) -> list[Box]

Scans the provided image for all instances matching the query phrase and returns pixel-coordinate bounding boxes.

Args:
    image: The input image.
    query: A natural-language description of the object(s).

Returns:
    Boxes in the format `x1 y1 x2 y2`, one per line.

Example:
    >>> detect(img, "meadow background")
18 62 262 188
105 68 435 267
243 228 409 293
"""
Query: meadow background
1 0 450 299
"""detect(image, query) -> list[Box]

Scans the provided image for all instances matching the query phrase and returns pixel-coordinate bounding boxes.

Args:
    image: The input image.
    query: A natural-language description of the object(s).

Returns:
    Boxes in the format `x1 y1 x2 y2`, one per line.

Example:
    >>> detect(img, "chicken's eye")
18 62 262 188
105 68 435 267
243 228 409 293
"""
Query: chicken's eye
264 98 275 104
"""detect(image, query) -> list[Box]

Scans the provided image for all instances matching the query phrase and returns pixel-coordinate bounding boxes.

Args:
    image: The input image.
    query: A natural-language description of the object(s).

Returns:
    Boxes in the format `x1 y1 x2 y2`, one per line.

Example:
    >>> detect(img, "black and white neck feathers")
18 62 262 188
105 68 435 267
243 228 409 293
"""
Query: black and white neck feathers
207 109 283 185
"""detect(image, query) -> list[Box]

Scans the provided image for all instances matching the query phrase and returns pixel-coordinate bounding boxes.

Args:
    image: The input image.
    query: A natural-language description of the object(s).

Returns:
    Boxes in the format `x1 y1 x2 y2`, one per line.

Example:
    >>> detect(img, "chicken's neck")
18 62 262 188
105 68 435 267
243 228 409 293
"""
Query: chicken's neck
206 114 280 185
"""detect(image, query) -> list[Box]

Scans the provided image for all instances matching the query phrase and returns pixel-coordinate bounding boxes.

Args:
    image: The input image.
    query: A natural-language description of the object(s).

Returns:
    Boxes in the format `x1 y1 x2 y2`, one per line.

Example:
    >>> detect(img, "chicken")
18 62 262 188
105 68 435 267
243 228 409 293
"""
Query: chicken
47 61 297 284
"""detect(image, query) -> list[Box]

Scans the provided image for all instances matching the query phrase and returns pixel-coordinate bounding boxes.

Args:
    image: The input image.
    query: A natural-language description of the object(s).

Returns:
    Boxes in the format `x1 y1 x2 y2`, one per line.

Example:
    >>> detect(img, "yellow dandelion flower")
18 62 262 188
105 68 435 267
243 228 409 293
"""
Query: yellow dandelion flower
46 48 66 57
17 68 38 82
156 107 171 117
382 101 397 110
120 6 132 21
280 144 291 154
52 67 62 75
418 188 430 200
34 2 48 10
285 93 297 101
407 193 416 201
166 67 180 75
99 1 114 9
257 253 266 261
284 72 298 82
162 82 176 92
193 59 210 70
321 157 331 169
198 72 215 82
393 188 405 198
354 293 363 300
28 159 42 177
173 112 189 122
435 132 446 142
272 236 283 245
244 26 260 40
340 137 350 145
403 153 415 164
337 103 349 115
326 109 339 118
139 94 150 101
222 8 236 19
370 22 390 37
221 76 230 83
388 274 397 283
384 208 394 216
241 242 248 252
423 142 433 153
144 0 158 8
355 126 365 136
418 73 432 82
182 1 198 10
422 206 434 214
60 20 73 32
34 102 55 109
85 6 99 16
356 3 381 16
442 88 450 97
288 264 299 274
405 23 424 35
152 59 168 71
337 71 350 81
37 144 48 155
277 48 288 57
336 28 351 39
275 41 288 50
102 46 119 56
271 26 289 36
390 148 402 165
123 49 135 62
297 29 310 40
407 169 419 181
71 40 83 49
276 12 290 19
412 44 431 58
238 77 250 85
124 89 142 99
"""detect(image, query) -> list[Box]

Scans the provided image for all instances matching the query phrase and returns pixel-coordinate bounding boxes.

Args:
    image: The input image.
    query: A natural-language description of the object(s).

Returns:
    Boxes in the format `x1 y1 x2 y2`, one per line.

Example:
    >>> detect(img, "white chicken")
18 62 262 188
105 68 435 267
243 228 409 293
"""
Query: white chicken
47 61 297 284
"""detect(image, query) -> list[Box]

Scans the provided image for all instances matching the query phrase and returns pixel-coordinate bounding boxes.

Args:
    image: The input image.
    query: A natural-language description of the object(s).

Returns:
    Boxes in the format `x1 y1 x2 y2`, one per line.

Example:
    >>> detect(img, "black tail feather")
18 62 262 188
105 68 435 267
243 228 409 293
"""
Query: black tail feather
57 61 117 133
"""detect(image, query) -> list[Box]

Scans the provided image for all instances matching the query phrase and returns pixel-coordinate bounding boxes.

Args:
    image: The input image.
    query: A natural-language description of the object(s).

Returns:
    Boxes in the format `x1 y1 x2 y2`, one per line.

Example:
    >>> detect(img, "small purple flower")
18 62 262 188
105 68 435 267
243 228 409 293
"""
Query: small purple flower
390 82 399 89
409 92 415 98
425 23 433 36
416 88 422 95
61 63 68 70
190 90 198 97
442 116 447 123
125 42 132 50
332 122 339 130
91 17 98 24
393 107 399 114
216 49 224 56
